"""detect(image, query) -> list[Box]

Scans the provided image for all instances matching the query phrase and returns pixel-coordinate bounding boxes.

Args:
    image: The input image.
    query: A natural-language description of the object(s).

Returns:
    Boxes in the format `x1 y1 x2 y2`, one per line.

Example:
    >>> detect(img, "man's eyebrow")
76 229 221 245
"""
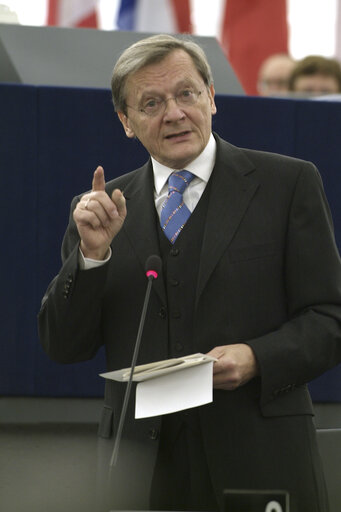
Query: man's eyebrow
140 89 163 99
140 80 198 99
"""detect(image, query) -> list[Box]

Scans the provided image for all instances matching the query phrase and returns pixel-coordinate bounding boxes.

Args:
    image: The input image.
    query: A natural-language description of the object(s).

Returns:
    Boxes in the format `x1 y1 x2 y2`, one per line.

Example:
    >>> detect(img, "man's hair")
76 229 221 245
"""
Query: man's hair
288 55 341 91
111 34 213 114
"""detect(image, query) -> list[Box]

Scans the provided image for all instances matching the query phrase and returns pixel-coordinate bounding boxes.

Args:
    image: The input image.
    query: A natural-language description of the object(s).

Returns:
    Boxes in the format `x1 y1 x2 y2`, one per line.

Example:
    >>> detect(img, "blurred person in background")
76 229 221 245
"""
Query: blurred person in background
257 53 296 96
288 55 341 96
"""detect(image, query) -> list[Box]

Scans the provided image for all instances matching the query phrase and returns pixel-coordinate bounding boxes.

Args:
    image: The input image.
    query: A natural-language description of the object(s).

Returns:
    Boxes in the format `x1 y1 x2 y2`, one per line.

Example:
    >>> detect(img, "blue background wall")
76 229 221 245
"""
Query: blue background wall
1 83 340 400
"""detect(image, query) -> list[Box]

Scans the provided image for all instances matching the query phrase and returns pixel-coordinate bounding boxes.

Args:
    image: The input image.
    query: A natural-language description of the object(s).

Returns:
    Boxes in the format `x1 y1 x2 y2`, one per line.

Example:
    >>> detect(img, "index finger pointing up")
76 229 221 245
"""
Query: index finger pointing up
92 166 106 192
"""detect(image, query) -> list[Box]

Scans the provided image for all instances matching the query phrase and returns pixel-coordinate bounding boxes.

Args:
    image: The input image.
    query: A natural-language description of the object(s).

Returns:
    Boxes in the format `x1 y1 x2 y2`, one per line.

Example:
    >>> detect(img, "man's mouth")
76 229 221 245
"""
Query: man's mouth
165 130 191 139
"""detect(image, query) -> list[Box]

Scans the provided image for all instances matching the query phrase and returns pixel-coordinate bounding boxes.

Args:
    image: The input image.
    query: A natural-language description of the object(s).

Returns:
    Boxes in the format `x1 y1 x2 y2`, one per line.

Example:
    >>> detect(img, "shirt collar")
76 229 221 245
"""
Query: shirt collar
152 133 216 194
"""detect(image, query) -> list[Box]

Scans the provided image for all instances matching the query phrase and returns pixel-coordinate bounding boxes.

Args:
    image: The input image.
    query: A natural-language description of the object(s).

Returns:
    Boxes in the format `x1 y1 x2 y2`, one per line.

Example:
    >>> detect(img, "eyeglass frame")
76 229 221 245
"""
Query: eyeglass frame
125 88 204 117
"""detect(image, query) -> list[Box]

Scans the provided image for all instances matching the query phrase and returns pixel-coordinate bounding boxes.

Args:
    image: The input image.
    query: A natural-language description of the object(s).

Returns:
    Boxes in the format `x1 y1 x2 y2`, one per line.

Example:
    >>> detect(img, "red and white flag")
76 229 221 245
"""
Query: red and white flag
336 0 341 61
220 0 288 95
47 0 99 28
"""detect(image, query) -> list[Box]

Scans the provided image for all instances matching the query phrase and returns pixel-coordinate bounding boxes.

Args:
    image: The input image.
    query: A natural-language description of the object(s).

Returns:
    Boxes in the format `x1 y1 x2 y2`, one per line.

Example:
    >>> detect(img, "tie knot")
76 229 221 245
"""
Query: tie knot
168 170 194 195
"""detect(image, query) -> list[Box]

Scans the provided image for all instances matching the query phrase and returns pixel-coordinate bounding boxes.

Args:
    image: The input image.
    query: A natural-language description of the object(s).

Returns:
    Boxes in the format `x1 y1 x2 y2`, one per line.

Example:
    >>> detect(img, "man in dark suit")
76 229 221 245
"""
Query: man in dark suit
38 34 341 512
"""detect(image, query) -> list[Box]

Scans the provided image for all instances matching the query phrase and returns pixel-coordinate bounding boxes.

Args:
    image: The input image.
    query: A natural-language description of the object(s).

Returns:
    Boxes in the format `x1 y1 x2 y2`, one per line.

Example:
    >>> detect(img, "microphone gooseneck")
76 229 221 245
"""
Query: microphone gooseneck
109 255 161 468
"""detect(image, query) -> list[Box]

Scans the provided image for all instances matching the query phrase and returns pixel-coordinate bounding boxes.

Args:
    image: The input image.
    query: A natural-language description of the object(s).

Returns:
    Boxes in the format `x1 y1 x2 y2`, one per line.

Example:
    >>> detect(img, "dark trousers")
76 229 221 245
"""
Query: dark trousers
150 410 218 511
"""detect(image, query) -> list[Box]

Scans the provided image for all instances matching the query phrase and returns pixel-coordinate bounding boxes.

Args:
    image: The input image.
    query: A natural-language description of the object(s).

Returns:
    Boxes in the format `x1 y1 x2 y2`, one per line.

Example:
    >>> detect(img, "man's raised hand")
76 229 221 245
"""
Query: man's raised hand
73 166 126 260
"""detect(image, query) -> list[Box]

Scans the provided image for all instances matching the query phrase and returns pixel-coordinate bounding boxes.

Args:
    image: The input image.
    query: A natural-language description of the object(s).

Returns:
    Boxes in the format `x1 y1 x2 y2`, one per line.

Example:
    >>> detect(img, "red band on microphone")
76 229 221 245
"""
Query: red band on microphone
146 270 158 279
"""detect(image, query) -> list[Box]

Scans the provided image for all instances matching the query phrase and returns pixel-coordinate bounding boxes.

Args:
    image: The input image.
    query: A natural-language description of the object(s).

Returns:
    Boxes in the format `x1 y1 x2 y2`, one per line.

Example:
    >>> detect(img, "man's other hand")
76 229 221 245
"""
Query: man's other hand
207 344 259 390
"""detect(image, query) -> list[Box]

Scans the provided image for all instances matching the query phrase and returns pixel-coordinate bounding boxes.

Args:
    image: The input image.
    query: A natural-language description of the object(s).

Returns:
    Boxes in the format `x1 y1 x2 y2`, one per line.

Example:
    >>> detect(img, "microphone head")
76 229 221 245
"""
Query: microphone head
145 255 162 280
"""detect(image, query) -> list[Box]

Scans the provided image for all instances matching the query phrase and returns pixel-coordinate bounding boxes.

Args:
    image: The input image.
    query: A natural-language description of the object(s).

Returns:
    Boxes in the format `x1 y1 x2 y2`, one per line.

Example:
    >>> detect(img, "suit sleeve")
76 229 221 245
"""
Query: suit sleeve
247 163 341 406
38 195 110 363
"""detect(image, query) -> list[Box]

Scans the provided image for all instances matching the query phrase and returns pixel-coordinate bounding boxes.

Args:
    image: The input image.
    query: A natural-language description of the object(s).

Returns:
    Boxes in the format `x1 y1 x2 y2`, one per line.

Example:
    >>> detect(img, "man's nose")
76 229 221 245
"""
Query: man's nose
163 97 185 120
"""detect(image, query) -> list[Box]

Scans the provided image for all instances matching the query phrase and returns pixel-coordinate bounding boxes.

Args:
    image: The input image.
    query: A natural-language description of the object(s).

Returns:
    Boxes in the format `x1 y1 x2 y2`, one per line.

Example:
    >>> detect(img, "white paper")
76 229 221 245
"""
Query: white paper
135 361 214 418
100 353 216 382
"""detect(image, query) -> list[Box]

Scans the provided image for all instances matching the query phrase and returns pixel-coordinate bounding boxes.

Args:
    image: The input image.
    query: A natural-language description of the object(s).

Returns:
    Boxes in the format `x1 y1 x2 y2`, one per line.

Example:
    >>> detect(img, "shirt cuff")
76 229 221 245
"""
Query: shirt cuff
78 246 112 270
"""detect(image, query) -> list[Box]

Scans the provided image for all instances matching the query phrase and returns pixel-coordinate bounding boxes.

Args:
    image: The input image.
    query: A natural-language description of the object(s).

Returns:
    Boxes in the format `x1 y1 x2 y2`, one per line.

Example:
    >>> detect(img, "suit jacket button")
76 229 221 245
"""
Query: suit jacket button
158 307 167 319
175 342 184 352
170 248 179 256
148 428 159 440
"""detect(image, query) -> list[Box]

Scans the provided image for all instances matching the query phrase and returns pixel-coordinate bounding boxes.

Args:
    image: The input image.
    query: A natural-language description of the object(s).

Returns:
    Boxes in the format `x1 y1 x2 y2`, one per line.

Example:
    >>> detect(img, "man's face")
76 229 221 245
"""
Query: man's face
258 56 295 96
293 74 340 95
118 49 216 170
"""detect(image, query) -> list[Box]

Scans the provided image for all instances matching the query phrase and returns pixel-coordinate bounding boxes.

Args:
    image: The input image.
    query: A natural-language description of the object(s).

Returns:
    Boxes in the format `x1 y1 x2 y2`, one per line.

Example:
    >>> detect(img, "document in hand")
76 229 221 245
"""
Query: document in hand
100 353 216 418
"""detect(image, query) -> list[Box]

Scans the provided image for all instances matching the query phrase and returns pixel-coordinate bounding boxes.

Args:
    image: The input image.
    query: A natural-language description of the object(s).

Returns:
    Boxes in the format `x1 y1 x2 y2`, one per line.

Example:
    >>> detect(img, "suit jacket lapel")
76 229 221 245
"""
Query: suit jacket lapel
196 136 259 306
121 161 166 304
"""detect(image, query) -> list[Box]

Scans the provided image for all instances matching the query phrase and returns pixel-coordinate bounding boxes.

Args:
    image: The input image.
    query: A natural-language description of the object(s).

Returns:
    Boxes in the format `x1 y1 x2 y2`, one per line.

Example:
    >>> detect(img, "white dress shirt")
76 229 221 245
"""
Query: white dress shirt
153 133 216 218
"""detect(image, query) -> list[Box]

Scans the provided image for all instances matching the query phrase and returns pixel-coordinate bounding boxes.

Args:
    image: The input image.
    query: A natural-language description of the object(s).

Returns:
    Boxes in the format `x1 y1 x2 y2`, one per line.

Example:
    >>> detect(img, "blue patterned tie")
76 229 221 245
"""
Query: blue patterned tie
160 170 194 244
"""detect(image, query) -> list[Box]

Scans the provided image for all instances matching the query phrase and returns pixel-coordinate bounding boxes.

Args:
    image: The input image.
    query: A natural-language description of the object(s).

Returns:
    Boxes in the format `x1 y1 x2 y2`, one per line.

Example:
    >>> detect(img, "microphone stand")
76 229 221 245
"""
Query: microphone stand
109 272 156 468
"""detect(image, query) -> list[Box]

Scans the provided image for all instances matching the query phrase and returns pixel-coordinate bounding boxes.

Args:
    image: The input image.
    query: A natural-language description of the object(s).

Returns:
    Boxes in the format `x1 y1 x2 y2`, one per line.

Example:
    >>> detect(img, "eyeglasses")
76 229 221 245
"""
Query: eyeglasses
126 89 203 117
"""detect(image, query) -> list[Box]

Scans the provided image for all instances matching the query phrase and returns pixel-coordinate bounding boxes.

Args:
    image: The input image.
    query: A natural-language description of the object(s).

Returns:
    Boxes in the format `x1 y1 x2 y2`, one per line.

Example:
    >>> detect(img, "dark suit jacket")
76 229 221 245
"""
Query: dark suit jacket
39 134 341 511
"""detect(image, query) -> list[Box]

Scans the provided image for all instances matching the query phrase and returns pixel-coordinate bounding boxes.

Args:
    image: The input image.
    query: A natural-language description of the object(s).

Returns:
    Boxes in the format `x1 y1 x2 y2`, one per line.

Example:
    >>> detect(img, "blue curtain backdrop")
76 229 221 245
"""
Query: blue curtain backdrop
1 83 340 400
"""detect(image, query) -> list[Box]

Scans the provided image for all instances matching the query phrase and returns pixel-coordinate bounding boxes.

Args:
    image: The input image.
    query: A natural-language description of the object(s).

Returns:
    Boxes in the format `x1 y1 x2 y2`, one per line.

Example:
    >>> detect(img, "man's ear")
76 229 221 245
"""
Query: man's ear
117 111 135 138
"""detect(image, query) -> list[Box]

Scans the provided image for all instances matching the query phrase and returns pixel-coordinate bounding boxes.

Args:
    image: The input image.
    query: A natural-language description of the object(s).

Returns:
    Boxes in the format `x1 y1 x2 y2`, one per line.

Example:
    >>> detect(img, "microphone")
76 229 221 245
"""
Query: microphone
145 254 162 280
109 255 162 467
